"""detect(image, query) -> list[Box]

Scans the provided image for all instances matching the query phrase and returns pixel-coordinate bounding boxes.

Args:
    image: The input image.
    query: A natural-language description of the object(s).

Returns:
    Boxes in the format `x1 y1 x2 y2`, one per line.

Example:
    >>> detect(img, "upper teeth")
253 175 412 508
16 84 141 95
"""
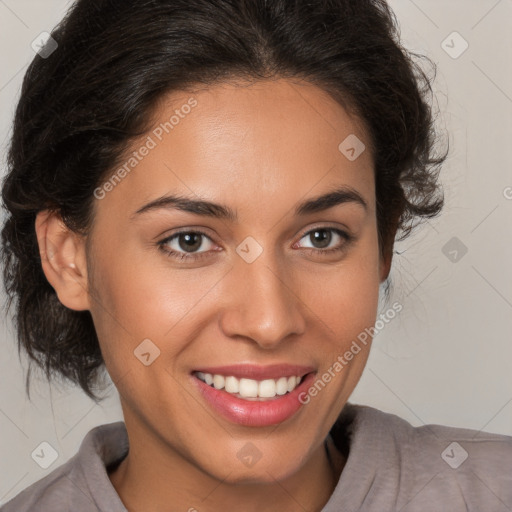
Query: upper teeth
196 372 303 399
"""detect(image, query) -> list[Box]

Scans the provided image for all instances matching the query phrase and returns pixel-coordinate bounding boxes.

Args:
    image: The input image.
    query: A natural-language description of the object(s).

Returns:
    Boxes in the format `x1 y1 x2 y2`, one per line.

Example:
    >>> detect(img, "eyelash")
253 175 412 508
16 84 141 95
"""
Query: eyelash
157 227 354 262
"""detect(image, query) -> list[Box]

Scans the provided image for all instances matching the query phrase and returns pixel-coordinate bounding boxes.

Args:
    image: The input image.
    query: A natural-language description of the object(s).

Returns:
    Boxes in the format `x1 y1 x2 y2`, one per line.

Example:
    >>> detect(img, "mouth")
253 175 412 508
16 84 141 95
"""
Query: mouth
193 371 308 401
189 364 316 427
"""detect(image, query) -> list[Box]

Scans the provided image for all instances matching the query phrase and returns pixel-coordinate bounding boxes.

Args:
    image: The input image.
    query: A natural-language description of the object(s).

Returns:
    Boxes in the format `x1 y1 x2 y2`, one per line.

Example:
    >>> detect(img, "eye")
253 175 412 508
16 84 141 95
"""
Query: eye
157 230 217 261
157 226 354 263
295 227 353 256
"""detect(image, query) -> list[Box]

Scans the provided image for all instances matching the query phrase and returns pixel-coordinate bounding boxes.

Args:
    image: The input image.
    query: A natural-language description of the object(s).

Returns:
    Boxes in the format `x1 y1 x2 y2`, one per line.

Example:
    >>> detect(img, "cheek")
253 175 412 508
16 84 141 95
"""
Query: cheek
86 242 225 374
88 240 194 332
303 240 381 336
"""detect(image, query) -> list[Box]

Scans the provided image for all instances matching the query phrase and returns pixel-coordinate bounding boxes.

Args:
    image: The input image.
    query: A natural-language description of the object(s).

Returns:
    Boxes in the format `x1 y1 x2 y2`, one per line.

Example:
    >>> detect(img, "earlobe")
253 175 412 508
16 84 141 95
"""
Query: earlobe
35 210 91 311
379 250 393 283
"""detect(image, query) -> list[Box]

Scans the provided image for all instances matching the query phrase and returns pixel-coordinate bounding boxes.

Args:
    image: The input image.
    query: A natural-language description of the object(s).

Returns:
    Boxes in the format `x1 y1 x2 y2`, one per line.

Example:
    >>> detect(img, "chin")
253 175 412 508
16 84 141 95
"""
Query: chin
197 447 306 485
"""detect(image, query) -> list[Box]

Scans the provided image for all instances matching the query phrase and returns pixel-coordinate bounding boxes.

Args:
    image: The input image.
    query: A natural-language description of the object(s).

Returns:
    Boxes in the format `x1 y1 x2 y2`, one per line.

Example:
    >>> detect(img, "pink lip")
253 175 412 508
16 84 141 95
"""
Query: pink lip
192 363 315 380
190 371 316 427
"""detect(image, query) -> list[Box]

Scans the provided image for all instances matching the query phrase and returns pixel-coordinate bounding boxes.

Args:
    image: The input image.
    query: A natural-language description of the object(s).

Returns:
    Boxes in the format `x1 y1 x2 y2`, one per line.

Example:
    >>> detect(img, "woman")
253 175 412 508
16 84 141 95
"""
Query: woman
1 0 511 510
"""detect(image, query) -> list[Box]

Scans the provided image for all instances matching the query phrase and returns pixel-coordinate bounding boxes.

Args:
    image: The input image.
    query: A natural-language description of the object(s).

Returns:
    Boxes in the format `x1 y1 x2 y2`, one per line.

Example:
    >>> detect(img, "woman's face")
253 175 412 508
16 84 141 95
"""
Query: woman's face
85 78 388 482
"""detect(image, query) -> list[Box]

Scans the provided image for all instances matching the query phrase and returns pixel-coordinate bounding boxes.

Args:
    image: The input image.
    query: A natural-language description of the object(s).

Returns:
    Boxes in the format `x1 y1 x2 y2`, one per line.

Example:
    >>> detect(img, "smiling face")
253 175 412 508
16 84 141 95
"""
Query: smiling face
72 78 389 485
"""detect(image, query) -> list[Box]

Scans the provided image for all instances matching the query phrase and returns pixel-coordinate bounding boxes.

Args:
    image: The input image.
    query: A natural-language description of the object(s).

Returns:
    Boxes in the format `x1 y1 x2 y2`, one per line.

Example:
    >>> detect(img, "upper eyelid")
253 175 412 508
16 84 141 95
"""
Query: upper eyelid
296 223 350 239
160 229 215 245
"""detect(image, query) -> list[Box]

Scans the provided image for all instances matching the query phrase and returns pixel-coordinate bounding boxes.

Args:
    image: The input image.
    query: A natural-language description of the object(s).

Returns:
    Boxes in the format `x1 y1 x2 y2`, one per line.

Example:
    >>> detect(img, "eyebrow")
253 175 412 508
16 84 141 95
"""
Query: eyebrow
130 185 368 221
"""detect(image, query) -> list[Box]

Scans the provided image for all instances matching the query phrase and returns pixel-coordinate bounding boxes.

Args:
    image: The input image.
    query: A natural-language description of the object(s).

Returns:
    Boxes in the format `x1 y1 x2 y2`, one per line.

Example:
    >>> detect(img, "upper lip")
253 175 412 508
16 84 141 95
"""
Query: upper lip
192 364 316 381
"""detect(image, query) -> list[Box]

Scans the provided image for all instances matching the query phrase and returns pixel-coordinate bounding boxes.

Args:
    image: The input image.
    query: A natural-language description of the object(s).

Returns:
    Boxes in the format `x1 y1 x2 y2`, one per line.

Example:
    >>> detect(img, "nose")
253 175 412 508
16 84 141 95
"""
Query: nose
219 253 307 349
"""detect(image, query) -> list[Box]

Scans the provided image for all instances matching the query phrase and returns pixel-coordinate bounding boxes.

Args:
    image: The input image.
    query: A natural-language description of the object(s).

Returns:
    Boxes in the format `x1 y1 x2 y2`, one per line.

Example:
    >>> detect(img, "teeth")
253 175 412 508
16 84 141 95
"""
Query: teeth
276 376 289 395
240 378 258 397
258 379 276 398
213 374 225 390
224 376 239 394
195 372 305 399
197 372 213 386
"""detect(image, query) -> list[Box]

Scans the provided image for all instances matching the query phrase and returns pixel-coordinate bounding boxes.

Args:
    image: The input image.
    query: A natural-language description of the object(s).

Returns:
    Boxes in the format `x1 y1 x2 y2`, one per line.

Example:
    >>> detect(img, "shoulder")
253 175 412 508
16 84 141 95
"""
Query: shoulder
338 402 512 459
354 403 512 463
329 403 512 511
0 421 128 512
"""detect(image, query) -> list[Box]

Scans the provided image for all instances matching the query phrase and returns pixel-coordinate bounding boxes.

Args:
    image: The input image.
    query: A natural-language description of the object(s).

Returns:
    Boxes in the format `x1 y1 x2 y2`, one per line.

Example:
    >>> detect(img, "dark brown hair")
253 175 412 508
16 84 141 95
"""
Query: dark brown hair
1 0 446 401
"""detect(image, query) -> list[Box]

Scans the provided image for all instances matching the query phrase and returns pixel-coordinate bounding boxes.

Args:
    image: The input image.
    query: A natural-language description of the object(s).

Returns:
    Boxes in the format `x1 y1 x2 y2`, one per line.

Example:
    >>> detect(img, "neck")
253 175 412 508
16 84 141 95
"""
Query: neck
109 426 345 512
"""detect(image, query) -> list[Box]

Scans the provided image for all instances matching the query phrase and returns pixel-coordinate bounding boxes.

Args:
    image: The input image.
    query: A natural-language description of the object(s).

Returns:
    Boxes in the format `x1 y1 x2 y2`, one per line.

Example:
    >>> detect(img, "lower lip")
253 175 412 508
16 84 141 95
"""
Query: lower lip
191 372 315 427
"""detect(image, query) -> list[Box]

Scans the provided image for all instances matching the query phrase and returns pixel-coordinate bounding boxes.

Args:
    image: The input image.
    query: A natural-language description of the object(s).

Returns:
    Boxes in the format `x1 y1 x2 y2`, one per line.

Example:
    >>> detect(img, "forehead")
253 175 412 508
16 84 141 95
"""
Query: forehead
94 78 375 221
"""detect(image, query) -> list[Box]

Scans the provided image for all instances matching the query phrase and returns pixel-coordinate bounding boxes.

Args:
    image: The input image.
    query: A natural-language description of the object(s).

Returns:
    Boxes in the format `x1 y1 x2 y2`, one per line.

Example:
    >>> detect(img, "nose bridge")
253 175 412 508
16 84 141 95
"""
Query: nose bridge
220 248 306 348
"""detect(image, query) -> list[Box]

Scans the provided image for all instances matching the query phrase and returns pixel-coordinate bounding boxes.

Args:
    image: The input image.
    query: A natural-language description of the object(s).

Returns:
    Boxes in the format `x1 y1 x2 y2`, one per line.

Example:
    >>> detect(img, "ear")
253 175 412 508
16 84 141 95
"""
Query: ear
379 249 393 283
35 210 91 311
379 209 402 283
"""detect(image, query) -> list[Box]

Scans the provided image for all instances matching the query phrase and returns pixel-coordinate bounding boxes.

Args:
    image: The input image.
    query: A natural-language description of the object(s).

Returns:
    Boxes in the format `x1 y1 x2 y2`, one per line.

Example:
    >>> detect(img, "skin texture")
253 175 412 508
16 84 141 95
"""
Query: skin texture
35 78 394 512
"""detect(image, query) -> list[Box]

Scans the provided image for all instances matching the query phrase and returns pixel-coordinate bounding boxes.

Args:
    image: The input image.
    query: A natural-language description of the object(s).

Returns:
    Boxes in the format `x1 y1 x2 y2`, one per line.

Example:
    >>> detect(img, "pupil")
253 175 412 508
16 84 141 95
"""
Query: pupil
312 230 331 248
179 233 201 252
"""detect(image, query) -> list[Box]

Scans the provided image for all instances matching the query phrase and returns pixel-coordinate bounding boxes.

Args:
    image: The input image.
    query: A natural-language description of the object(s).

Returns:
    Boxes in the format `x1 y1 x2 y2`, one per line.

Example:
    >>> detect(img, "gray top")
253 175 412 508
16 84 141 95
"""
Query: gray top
2 403 511 511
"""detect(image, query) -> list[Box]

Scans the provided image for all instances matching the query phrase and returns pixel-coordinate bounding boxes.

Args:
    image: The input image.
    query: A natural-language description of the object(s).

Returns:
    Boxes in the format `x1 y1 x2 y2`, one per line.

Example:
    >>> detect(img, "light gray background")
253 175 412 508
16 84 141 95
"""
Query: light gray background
1 0 511 503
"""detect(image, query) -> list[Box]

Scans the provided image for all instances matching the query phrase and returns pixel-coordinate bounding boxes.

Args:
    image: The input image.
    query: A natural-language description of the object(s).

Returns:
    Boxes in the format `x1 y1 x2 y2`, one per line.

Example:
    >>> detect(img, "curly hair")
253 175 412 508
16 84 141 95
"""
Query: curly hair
1 0 446 401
